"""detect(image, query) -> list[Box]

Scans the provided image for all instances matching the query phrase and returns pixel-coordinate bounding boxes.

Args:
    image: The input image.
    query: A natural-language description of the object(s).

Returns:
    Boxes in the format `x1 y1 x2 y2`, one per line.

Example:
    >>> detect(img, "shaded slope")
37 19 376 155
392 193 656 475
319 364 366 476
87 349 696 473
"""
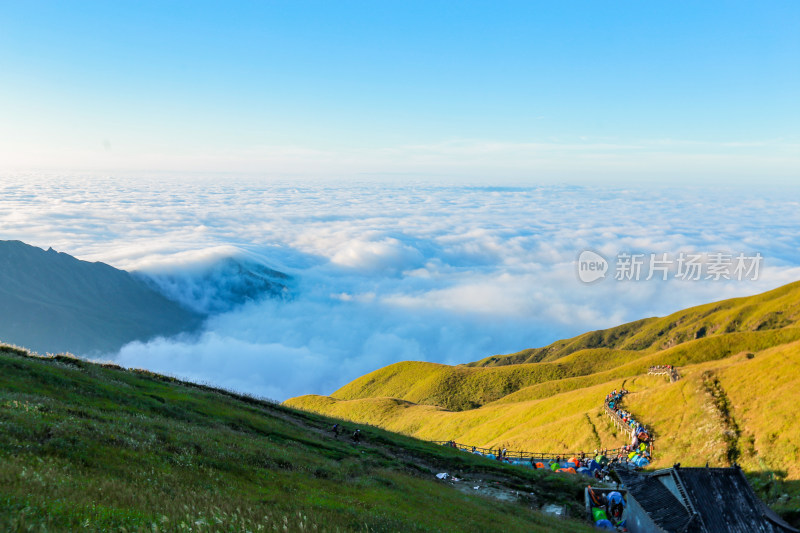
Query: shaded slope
0 240 203 355
0 346 593 533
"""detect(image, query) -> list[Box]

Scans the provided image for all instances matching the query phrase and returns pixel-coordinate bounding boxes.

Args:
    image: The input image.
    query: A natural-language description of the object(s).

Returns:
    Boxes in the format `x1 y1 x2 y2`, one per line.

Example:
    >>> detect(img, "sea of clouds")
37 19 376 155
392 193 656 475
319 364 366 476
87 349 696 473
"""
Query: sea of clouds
2 174 799 400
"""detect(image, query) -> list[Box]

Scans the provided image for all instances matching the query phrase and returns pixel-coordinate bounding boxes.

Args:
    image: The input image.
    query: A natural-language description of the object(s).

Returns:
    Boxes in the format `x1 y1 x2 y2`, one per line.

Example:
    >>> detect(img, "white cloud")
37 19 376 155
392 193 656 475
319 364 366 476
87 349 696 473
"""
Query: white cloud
1 175 799 400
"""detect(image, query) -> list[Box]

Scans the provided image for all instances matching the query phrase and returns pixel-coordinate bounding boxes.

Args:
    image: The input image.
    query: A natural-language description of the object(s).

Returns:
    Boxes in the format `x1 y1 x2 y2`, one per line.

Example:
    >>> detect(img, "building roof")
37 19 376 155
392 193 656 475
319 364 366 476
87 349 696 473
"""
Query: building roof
615 466 798 533
673 466 797 533
616 468 700 532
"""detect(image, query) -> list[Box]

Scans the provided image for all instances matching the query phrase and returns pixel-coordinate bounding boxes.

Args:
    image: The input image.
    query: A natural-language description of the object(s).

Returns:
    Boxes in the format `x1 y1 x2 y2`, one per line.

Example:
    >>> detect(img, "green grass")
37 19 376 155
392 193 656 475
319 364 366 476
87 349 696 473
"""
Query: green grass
0 346 594 533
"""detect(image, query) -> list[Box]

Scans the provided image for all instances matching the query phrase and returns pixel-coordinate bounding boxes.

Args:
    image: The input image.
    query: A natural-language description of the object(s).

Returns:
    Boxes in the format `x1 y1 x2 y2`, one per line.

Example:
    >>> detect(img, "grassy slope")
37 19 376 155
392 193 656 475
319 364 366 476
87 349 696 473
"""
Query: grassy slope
0 346 594 533
471 280 800 366
626 340 800 476
288 339 800 518
286 282 800 521
328 329 800 411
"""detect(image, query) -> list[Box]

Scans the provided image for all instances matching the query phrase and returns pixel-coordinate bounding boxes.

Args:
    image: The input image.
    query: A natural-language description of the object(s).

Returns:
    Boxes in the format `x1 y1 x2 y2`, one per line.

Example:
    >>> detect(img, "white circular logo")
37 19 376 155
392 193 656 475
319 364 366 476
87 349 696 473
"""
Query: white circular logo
577 250 608 283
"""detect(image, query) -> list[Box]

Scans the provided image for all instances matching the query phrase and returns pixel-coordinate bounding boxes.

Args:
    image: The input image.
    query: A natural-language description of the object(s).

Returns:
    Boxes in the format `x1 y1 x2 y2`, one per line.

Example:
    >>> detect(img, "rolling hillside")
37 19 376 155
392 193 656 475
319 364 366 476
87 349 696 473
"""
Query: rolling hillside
470 280 800 367
286 281 800 522
0 345 594 532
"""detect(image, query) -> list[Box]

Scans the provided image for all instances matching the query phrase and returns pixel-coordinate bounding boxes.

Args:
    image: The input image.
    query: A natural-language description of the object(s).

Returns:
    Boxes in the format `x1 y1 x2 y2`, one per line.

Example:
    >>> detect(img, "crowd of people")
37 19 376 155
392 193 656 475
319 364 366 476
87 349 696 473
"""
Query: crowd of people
605 389 652 468
437 386 655 479
332 377 664 530
458 447 622 481
431 384 664 530
432 384 666 530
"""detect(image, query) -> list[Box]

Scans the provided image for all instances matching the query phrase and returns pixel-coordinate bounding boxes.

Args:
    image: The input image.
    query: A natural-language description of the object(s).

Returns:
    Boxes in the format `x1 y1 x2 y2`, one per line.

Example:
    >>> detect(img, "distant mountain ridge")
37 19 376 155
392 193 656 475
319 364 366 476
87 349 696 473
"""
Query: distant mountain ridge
0 240 204 355
140 255 291 315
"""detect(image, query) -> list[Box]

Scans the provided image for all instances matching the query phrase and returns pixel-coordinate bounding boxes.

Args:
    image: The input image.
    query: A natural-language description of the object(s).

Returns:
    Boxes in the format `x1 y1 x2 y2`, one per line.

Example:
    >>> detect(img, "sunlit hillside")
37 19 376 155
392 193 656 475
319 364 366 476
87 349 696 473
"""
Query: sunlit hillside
471 280 800 367
286 281 800 521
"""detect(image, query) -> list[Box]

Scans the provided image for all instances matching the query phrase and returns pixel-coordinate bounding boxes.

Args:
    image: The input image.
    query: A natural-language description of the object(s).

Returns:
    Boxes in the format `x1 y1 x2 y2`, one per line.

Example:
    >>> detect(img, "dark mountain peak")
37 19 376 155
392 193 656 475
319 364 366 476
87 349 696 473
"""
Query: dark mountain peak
0 240 203 355
139 253 291 315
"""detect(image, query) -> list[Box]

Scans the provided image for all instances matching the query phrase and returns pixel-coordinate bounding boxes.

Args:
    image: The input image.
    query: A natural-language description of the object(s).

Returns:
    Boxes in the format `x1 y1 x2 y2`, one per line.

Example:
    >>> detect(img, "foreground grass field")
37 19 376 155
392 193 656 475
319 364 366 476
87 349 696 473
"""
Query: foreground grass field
287 281 800 524
0 345 594 533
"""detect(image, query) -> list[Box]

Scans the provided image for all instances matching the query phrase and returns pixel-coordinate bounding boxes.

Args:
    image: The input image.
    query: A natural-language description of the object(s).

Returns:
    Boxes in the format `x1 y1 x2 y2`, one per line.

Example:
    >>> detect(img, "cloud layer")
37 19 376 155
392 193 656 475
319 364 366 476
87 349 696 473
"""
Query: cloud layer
2 174 799 400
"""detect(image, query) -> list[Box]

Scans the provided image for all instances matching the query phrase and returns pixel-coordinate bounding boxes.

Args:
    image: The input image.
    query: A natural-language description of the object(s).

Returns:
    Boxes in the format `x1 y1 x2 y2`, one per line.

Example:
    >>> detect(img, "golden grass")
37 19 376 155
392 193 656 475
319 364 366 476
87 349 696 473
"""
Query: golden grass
286 280 800 489
288 338 800 480
330 328 800 412
471 280 800 366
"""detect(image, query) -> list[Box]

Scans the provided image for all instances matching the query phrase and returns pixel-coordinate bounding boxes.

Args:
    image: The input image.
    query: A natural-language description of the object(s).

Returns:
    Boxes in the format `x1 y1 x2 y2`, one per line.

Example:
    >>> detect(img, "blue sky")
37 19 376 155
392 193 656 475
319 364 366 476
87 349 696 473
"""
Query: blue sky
1 1 798 181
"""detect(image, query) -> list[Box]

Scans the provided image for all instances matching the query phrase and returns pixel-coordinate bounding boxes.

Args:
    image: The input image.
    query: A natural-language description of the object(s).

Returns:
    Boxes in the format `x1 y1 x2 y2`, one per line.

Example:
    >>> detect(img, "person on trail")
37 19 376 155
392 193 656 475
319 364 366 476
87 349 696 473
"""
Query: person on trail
351 429 361 443
606 491 626 524
606 491 625 508
596 452 609 466
332 424 340 437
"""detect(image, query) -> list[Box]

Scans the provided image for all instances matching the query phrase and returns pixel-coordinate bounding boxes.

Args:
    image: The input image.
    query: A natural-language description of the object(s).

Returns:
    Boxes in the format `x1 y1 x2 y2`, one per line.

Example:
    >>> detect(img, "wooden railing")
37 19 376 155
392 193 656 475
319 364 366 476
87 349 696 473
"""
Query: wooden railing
648 365 680 382
604 392 655 457
432 441 627 462
431 385 656 464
